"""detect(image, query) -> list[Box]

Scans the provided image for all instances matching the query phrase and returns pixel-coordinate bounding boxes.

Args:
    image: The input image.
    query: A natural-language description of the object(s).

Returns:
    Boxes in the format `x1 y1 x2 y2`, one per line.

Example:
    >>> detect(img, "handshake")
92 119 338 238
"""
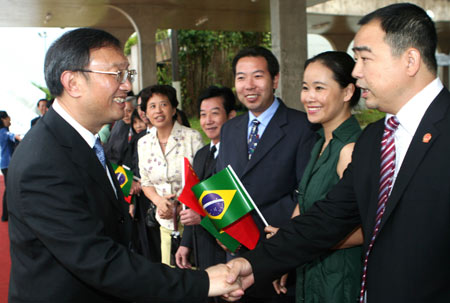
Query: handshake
205 258 254 301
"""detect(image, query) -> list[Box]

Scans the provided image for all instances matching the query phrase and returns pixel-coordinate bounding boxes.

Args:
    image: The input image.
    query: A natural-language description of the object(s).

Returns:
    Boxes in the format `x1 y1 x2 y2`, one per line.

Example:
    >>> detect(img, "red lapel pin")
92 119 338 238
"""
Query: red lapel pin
422 133 432 143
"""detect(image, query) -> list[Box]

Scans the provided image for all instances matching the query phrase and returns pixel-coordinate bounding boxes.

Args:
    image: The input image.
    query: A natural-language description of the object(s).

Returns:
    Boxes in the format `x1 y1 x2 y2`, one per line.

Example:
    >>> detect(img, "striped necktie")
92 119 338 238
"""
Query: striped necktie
248 119 260 160
360 116 400 302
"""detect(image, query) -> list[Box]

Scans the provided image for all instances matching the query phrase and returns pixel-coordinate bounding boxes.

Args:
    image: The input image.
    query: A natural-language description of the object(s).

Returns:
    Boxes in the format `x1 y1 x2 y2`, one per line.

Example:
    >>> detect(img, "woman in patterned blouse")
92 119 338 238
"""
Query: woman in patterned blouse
138 85 203 266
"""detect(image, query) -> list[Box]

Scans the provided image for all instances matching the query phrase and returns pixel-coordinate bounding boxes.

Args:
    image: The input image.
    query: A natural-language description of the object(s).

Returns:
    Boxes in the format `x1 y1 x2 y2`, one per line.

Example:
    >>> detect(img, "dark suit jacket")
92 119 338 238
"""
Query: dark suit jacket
216 99 316 235
216 100 316 298
245 87 450 302
104 119 131 165
181 144 226 269
30 116 41 127
7 107 208 302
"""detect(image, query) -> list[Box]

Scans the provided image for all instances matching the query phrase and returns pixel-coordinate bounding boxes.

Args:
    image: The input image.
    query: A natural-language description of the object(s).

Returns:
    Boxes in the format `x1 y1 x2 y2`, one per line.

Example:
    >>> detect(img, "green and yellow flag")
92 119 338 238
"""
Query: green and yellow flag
192 166 254 230
192 166 260 250
111 163 133 198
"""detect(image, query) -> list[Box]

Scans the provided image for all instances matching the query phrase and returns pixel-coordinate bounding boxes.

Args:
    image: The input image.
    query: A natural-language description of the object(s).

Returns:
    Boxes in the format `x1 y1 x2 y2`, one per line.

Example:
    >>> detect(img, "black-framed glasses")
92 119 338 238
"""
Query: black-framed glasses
76 69 137 84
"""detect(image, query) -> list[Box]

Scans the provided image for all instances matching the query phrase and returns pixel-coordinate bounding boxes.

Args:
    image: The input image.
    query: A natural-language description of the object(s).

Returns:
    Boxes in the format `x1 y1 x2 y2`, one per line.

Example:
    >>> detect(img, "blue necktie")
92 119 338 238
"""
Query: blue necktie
248 119 260 160
93 138 106 169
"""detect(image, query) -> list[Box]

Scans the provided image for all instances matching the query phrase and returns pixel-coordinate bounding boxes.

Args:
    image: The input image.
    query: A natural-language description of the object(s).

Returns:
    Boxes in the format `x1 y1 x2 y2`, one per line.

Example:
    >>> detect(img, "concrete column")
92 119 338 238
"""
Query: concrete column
138 25 157 89
270 0 307 111
105 4 158 93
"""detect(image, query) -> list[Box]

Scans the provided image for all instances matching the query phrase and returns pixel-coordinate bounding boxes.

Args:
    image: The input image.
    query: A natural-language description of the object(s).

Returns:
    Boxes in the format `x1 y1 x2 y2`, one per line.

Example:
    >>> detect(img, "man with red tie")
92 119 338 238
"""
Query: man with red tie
225 3 450 303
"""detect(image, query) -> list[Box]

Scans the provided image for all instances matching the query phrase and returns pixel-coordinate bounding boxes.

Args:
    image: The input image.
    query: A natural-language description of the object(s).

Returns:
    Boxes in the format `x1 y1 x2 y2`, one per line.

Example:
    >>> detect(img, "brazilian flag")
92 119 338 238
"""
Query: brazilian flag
200 216 240 252
192 166 255 231
110 163 133 197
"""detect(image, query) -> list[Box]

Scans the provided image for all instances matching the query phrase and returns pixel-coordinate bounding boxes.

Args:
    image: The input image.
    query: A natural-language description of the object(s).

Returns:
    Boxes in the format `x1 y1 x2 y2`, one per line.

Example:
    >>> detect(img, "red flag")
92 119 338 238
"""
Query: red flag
223 213 260 250
178 157 206 216
124 195 132 204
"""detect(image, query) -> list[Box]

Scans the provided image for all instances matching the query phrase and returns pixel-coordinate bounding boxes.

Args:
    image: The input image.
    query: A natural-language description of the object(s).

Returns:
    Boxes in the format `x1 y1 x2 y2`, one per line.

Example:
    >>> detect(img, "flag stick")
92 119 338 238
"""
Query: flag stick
227 165 269 227
180 157 187 210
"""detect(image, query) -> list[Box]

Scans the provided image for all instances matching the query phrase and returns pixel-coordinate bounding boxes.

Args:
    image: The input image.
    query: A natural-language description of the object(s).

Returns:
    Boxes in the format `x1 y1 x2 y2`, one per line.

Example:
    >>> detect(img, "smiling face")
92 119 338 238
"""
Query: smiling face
122 101 134 124
77 46 132 132
132 116 147 134
352 20 409 114
301 61 352 130
145 93 176 130
200 96 229 145
234 56 279 117
37 100 48 115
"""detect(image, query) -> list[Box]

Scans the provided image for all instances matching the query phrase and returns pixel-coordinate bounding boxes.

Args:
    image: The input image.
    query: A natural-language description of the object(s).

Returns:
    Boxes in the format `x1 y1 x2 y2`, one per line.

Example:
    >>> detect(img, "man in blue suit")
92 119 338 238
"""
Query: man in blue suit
216 47 316 303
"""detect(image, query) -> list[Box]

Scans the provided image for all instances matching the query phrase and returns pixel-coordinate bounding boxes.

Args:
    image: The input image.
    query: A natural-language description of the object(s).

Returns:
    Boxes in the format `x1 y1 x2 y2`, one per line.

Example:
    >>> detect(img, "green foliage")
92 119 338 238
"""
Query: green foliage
124 33 137 56
354 109 386 128
156 29 170 42
31 82 53 100
157 62 172 85
187 116 208 144
123 29 271 117
177 30 271 117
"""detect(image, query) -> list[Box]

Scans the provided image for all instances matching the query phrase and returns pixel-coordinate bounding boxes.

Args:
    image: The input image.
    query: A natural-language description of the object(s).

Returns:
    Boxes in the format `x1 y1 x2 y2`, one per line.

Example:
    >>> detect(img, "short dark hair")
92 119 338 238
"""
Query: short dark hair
305 51 360 107
37 99 48 107
44 28 121 97
140 84 179 114
232 46 280 79
130 109 142 134
0 111 8 129
197 86 236 116
359 3 437 73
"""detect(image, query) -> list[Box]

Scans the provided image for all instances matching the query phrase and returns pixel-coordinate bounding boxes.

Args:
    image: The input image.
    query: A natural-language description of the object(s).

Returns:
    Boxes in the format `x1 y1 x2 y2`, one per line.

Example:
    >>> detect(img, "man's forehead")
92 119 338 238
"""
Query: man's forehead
236 56 268 71
353 20 385 50
201 97 226 110
89 46 129 68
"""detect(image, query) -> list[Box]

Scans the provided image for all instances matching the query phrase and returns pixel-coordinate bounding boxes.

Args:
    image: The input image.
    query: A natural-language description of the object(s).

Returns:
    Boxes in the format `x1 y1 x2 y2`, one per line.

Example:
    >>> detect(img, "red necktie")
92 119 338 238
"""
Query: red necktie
360 116 400 302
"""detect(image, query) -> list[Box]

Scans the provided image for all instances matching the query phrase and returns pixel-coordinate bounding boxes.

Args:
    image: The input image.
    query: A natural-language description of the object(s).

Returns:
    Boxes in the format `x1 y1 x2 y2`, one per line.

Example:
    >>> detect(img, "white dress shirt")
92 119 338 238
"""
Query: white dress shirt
388 78 443 185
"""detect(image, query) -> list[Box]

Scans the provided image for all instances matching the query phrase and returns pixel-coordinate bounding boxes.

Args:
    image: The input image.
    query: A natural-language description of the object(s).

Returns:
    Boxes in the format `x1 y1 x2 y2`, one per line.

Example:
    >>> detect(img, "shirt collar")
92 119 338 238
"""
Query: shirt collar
387 78 443 136
248 97 279 128
52 99 97 148
210 141 220 150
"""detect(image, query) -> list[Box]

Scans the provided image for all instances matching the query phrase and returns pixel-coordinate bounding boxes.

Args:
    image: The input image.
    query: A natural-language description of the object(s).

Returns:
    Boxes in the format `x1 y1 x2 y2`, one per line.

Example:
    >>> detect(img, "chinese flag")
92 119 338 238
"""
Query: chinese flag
178 157 206 216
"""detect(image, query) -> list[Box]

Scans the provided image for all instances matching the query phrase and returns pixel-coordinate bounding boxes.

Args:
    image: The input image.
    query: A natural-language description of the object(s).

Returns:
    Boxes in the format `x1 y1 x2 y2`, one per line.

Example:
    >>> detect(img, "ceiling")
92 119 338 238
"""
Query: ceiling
0 0 447 51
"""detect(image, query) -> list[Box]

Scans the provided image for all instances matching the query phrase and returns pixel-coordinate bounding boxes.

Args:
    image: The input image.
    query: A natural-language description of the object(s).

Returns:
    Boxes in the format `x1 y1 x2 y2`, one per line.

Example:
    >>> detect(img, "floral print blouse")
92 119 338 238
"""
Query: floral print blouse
138 121 203 230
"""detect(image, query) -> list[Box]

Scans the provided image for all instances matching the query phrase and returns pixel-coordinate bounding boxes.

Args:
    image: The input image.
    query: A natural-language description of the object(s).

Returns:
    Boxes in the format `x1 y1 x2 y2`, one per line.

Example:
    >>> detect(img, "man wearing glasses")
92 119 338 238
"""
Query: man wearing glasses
7 28 241 302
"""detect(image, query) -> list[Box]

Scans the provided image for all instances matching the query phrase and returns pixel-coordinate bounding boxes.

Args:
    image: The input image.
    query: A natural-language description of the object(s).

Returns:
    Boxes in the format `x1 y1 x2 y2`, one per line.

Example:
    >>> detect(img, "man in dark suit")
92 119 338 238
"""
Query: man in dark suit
176 86 236 275
104 96 135 164
30 98 48 127
7 27 240 303
216 47 316 303
225 4 450 303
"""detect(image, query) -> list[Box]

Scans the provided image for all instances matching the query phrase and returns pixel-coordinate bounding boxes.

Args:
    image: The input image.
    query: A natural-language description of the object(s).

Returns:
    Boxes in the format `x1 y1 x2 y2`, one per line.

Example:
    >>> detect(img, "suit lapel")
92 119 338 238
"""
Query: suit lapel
231 115 250 177
72 139 124 213
45 108 123 212
242 102 287 177
364 120 385 238
379 90 448 232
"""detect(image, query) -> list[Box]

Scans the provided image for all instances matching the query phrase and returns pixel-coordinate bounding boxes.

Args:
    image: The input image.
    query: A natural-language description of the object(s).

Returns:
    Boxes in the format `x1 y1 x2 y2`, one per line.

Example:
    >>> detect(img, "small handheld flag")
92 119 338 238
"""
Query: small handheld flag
111 163 133 203
178 158 206 216
192 165 262 250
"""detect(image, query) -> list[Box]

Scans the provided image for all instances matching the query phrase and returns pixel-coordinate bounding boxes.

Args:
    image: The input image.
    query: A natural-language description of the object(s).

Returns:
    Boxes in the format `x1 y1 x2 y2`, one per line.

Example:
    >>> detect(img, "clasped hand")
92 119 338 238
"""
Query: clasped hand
155 194 179 219
204 258 255 301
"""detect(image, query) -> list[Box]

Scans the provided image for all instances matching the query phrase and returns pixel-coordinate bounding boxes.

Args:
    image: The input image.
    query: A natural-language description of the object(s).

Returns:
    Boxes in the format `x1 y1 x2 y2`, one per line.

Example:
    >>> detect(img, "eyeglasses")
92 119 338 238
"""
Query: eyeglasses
76 69 137 84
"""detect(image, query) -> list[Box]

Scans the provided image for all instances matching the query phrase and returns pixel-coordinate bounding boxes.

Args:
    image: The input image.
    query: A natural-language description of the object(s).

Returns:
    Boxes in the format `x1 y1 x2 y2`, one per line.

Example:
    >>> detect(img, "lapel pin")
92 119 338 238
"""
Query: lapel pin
422 133 432 143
